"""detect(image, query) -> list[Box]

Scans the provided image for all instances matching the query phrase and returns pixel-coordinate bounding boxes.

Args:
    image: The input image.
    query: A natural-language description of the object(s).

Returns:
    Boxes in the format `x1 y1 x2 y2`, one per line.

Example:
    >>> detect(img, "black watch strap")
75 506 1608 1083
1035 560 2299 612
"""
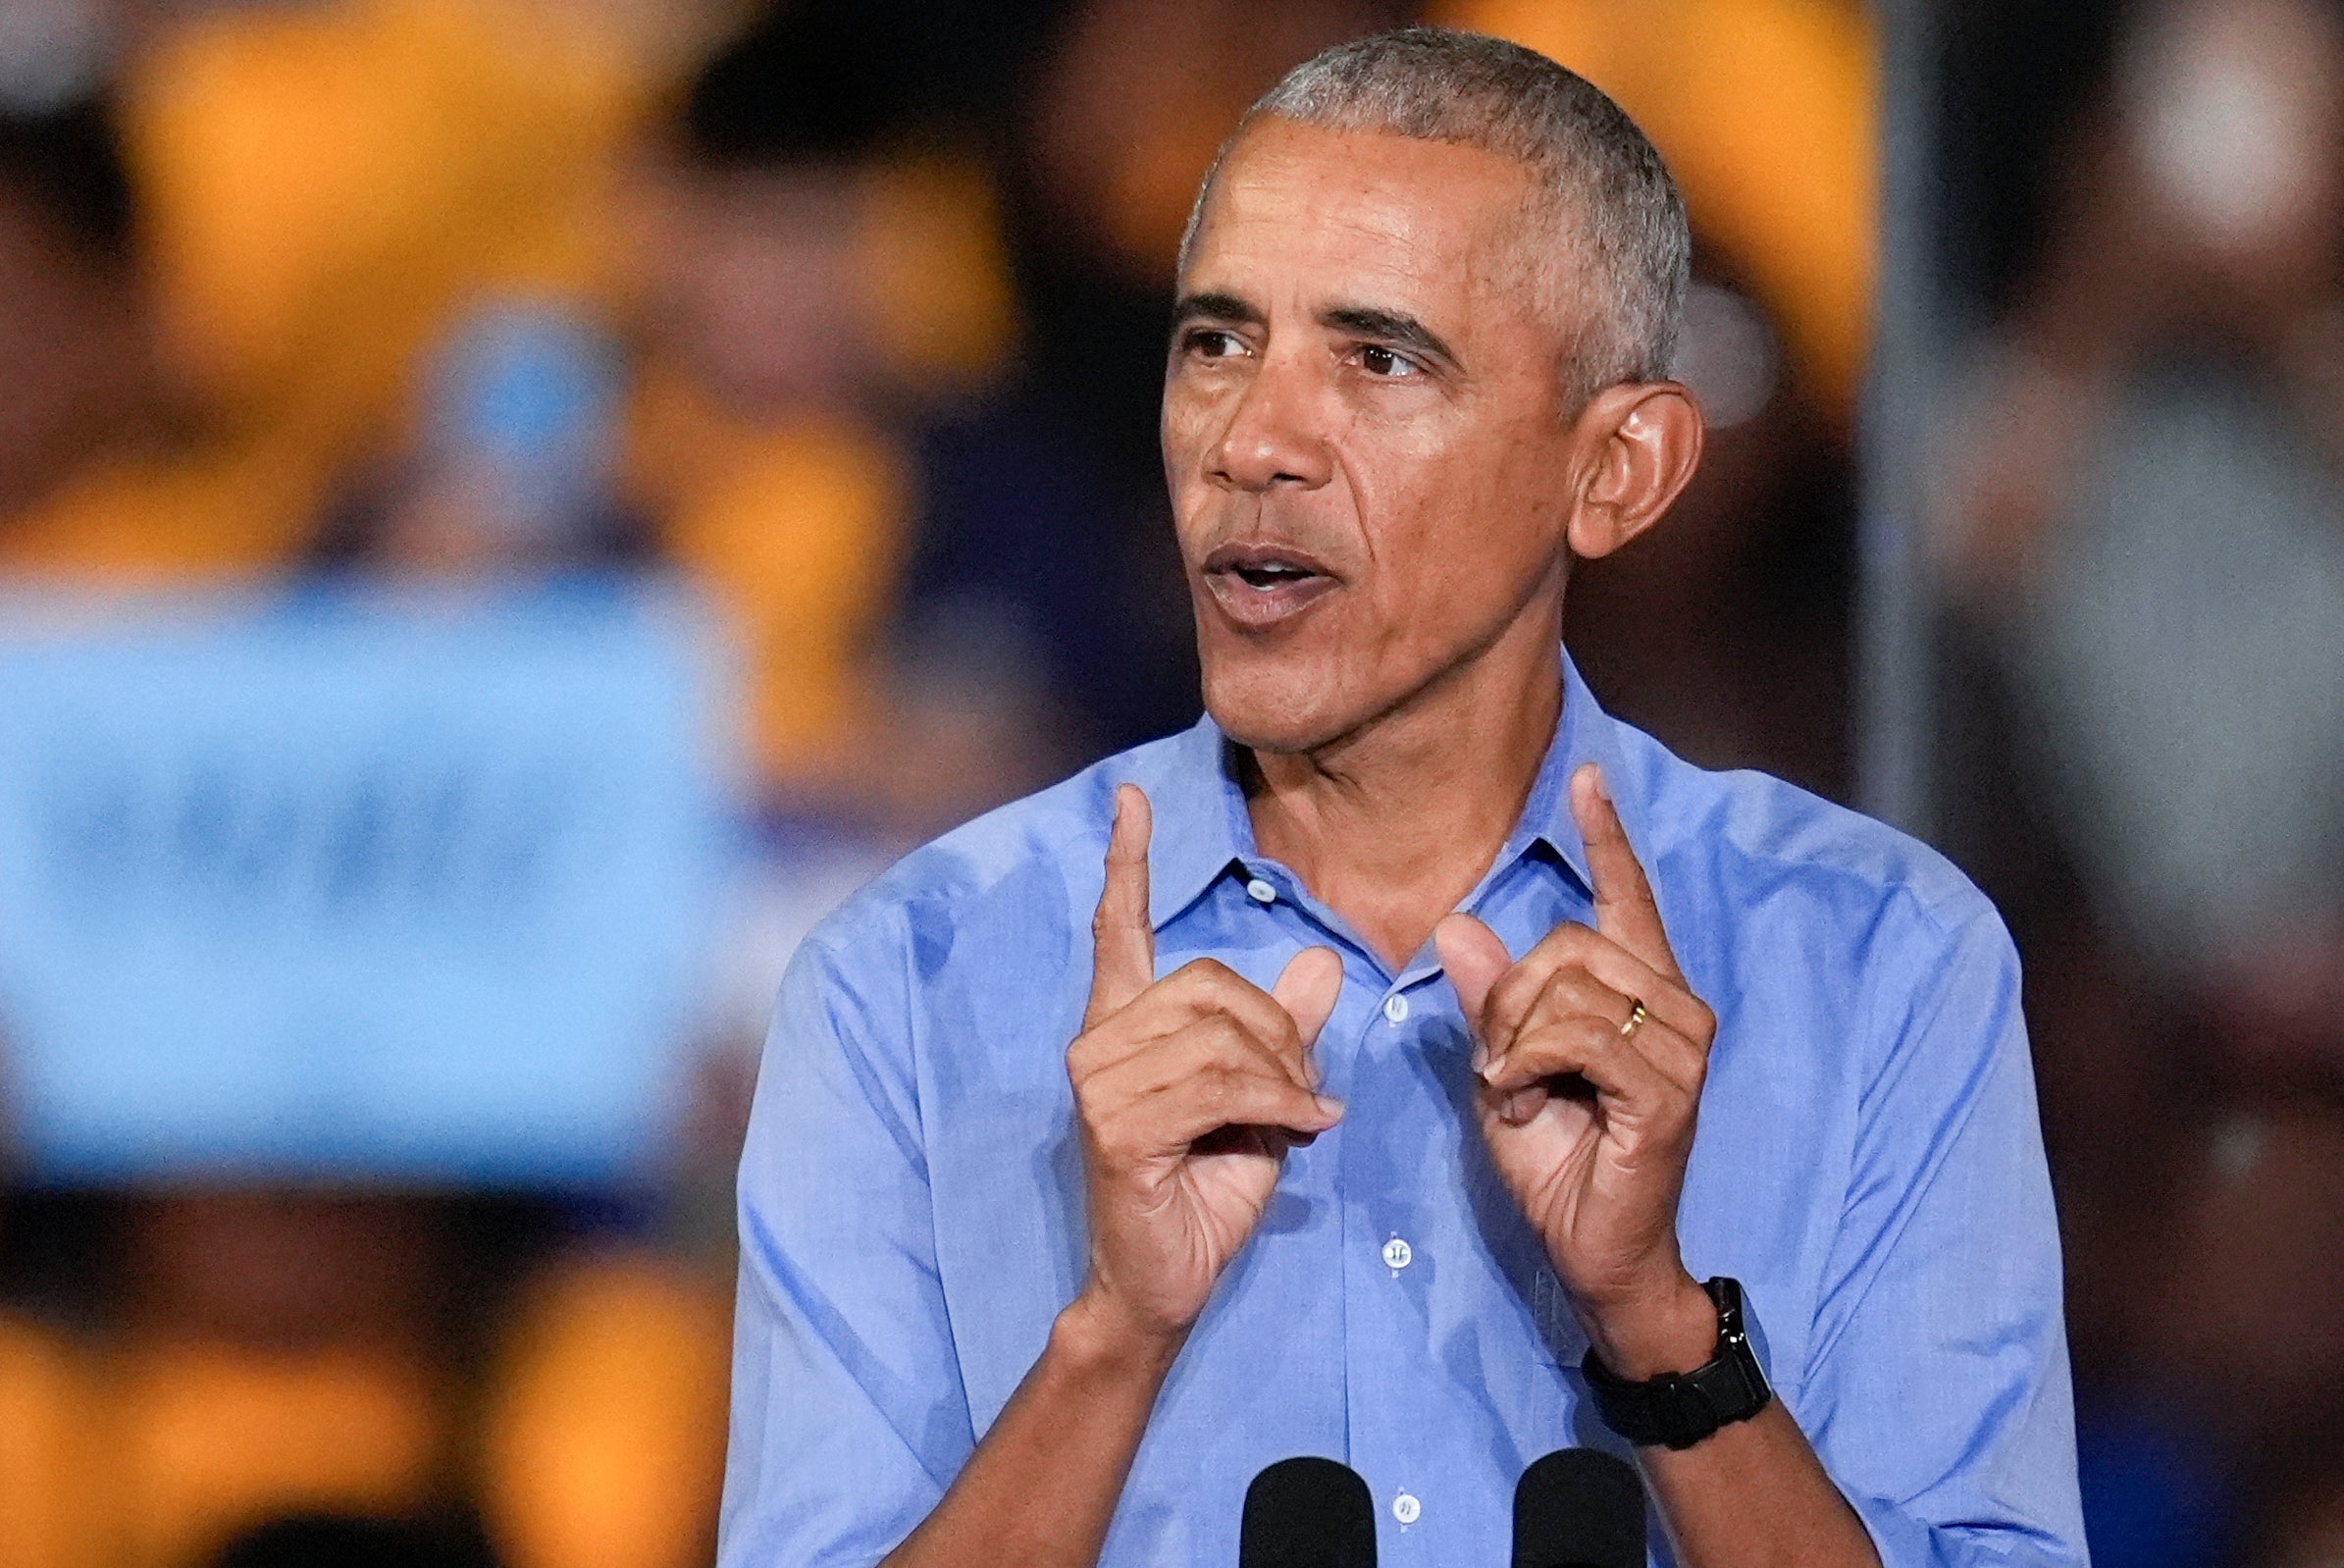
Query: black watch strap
1580 1277 1773 1450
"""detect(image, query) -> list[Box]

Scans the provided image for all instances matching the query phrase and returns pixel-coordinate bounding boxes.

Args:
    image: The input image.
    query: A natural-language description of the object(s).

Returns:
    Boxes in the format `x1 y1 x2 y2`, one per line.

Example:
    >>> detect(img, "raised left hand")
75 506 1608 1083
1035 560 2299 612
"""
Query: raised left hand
1434 762 1720 1379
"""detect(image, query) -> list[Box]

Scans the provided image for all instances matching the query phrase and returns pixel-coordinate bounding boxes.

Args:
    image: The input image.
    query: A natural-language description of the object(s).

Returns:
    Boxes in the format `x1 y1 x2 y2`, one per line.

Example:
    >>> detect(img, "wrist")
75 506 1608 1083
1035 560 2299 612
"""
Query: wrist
1053 1290 1188 1386
1579 1270 1717 1381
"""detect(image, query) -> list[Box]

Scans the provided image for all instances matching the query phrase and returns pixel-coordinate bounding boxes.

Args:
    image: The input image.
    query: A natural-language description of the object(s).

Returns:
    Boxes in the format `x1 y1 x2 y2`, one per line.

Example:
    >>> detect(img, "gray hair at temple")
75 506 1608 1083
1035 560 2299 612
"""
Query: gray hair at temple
1180 27 1691 406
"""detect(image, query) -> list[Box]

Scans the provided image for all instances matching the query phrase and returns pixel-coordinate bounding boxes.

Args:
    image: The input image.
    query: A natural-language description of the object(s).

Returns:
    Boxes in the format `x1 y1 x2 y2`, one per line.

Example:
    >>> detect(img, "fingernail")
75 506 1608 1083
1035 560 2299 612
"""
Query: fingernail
1469 1040 1488 1073
1314 1095 1344 1120
1588 764 1611 802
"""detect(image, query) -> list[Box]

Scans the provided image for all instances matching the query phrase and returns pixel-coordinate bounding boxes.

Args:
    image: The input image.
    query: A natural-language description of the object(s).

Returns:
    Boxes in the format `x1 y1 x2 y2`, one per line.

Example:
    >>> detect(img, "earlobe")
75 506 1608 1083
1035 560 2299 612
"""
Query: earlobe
1565 384 1705 561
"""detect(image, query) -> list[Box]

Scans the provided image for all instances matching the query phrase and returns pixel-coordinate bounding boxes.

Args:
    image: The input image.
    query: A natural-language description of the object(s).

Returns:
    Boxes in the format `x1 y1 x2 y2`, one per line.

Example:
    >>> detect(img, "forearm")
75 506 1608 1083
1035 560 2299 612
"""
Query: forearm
1641 1403 1881 1568
881 1296 1178 1568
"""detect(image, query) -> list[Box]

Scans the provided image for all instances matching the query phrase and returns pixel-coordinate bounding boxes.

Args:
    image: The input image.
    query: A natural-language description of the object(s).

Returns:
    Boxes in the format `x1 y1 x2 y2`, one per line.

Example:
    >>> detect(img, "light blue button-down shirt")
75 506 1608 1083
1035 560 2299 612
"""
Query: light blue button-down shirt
722 658 2087 1568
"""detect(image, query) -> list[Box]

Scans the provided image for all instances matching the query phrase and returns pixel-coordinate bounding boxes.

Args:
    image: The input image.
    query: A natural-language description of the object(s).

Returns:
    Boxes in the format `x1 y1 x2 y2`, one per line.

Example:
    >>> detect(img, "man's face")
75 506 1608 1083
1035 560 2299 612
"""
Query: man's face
1163 118 1583 754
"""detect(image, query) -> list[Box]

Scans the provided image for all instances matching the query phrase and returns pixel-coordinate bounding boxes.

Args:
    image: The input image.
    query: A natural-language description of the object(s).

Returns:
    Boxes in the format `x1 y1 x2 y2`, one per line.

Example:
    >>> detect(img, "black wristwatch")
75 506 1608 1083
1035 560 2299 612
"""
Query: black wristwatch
1581 1276 1773 1450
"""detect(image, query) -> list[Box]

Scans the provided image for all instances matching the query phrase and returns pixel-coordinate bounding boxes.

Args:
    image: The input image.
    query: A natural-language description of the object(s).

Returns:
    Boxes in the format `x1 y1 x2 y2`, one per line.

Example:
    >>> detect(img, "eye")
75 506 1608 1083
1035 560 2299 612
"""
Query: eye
1180 327 1248 360
1357 344 1422 378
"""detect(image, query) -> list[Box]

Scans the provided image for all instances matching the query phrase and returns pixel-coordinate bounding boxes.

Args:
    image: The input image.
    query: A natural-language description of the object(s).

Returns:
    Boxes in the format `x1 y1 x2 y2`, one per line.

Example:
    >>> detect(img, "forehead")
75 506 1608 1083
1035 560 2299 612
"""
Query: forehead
1180 119 1551 325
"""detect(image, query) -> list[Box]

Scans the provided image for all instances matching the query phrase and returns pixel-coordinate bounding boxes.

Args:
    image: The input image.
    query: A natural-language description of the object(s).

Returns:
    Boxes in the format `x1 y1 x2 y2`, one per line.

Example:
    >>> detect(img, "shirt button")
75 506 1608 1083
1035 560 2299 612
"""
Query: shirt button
1381 993 1410 1024
1392 1493 1422 1525
1245 877 1276 905
1382 1236 1413 1270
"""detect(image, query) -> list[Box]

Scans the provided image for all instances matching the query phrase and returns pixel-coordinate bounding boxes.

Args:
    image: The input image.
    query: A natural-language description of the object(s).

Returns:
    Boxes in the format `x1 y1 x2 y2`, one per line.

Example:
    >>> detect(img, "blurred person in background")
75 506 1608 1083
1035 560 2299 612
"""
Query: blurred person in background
101 0 715 547
0 0 720 587
619 3 1057 839
1937 0 2344 1561
0 92 318 582
308 299 649 585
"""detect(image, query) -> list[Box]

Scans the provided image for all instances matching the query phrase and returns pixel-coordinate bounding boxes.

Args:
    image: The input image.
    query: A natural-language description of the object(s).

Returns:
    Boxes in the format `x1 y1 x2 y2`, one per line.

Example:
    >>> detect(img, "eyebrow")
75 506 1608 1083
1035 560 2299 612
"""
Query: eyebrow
1319 305 1460 370
1170 291 1266 331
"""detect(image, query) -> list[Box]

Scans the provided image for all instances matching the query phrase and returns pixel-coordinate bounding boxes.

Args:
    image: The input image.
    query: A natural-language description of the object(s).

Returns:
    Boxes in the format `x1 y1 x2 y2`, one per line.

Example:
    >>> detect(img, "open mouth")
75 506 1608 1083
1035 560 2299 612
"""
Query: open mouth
1231 559 1318 590
1200 542 1339 629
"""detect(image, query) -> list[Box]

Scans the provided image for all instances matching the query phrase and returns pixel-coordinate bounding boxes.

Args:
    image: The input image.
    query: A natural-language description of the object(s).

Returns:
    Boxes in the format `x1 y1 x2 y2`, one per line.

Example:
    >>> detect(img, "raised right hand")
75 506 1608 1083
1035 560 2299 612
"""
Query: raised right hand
1068 785 1344 1344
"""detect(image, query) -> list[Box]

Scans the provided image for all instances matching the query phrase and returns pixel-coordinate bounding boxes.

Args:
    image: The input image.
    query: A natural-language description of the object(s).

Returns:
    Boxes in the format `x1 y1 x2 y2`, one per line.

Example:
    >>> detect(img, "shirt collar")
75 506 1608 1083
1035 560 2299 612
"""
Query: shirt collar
1131 650 1636 932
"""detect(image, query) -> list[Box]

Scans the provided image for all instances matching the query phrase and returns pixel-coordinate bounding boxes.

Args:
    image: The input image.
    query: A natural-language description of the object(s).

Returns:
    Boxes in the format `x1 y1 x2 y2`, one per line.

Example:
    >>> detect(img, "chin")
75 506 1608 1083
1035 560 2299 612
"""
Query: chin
1199 647 1365 757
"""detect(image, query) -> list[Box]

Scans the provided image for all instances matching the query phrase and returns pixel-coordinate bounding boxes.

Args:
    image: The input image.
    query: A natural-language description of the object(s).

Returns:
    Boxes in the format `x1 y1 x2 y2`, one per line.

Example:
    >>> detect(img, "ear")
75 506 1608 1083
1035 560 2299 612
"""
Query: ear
1564 382 1705 561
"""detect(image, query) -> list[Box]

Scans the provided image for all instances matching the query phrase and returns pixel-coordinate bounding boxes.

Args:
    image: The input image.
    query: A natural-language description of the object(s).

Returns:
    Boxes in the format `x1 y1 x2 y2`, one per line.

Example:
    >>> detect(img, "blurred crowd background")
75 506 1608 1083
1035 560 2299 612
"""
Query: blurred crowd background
0 0 2322 1564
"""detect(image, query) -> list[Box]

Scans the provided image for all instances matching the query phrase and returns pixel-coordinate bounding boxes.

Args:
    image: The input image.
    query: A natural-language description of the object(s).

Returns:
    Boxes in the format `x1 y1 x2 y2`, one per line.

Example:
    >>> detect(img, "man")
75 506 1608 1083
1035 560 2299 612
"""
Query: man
723 29 2084 1568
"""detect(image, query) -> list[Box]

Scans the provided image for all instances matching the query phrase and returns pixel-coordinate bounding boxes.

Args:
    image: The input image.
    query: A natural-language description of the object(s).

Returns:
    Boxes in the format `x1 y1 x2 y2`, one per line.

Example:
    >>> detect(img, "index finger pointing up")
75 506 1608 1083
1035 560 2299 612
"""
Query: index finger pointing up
1086 784 1156 1027
1570 762 1682 981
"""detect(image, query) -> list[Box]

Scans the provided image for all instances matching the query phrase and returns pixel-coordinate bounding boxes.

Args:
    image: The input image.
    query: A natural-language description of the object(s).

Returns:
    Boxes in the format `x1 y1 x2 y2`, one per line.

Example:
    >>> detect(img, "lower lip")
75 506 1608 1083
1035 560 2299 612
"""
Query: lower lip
1203 571 1338 632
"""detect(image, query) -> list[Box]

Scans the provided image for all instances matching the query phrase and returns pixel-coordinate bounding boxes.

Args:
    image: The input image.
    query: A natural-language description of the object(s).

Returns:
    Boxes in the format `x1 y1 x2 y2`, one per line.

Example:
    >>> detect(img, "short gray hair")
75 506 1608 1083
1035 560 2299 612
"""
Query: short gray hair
1183 27 1690 402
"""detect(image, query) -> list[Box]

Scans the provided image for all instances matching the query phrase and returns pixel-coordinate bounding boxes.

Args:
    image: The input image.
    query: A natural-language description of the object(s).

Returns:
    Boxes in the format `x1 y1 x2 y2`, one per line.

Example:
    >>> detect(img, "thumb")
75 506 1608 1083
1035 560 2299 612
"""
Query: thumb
1271 946 1344 1048
1433 914 1511 1034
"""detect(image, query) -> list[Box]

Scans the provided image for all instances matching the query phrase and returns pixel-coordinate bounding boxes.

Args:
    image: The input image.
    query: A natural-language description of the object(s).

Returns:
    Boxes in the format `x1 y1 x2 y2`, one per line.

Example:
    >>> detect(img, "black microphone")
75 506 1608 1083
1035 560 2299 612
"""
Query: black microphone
1239 1456 1378 1567
1512 1448 1646 1568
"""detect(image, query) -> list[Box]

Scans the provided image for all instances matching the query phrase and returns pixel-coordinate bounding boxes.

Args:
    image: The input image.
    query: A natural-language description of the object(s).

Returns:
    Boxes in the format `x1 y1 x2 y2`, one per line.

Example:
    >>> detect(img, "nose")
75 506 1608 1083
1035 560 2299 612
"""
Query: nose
1205 353 1334 493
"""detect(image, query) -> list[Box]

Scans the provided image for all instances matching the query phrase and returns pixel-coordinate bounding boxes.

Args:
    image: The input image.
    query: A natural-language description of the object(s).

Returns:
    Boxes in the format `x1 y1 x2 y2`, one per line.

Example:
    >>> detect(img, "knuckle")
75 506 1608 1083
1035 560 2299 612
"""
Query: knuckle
1198 1014 1252 1055
1553 967 1603 1012
1074 1086 1117 1133
1179 957 1239 989
1488 967 1540 1020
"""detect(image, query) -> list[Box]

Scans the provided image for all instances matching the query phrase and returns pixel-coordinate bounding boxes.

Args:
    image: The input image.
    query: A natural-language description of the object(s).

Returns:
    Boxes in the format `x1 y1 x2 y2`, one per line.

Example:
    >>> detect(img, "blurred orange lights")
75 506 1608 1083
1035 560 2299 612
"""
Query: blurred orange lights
1440 0 1878 413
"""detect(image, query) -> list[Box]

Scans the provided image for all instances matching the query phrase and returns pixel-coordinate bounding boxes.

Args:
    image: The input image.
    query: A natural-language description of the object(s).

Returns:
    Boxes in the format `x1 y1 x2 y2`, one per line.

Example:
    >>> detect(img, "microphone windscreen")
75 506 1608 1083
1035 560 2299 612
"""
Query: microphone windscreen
1239 1456 1378 1568
1512 1448 1645 1568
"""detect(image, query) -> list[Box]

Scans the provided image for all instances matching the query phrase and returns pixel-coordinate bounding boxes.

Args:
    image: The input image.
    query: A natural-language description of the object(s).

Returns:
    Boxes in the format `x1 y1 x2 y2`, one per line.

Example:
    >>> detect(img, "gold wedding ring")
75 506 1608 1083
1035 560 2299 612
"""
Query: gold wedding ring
1619 998 1649 1038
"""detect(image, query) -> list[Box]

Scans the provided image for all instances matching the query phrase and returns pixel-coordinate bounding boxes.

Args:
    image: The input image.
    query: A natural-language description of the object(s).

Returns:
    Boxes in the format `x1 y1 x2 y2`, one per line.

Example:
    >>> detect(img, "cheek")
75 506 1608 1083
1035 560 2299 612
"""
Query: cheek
1159 379 1210 479
1353 417 1552 596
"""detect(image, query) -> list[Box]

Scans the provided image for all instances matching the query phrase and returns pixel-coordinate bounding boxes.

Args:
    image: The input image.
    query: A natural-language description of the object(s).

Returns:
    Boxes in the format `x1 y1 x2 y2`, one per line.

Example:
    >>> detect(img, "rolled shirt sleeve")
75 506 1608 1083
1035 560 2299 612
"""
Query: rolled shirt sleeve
1797 903 2087 1567
720 923 972 1568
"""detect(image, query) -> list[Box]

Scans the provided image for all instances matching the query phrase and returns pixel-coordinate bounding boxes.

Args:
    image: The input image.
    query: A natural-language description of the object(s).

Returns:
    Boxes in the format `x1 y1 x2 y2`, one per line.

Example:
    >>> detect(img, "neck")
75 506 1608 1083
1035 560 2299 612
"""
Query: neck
1242 601 1565 970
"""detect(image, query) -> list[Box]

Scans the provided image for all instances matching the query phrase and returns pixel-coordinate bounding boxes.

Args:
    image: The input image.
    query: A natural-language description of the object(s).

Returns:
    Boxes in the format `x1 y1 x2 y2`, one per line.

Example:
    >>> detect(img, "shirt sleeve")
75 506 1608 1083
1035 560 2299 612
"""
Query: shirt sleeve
1794 901 2090 1568
718 923 974 1568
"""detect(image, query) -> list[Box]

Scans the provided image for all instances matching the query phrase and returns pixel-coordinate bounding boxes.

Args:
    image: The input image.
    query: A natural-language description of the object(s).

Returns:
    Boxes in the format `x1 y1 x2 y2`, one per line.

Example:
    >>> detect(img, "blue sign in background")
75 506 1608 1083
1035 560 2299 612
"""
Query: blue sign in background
0 583 733 1184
